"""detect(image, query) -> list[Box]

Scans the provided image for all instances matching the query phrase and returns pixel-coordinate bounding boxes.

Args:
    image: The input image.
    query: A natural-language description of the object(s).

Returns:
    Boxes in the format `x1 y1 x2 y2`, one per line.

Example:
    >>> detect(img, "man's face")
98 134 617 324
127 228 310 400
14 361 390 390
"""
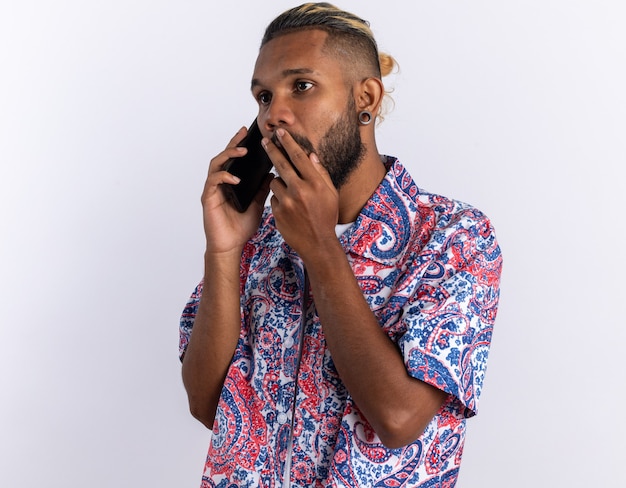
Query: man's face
251 29 365 188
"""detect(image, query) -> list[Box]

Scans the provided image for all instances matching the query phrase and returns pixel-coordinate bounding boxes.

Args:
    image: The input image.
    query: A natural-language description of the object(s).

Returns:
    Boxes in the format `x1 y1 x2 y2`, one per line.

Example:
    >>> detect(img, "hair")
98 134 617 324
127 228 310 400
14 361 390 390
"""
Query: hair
261 3 398 84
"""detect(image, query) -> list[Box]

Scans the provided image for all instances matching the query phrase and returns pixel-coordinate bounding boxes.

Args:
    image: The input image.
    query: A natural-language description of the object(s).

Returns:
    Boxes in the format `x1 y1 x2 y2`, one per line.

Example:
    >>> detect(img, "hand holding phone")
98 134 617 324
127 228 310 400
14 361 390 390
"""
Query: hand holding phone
222 119 273 212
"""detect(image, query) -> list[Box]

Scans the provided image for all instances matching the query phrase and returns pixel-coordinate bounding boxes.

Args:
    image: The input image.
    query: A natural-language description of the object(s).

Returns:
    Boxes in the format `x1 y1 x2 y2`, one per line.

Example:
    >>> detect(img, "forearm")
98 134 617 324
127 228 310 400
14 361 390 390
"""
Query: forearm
304 244 447 448
181 250 242 428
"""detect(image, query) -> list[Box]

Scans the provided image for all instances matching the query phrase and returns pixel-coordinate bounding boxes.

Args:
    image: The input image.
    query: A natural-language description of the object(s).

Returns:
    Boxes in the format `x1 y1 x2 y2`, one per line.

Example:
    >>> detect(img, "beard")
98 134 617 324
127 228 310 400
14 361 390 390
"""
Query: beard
273 97 365 189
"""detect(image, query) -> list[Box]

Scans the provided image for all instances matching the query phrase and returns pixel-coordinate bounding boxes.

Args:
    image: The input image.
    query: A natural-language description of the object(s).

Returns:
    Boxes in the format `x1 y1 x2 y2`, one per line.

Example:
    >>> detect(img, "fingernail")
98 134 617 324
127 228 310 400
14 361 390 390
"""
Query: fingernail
311 153 320 164
276 128 285 137
261 138 268 149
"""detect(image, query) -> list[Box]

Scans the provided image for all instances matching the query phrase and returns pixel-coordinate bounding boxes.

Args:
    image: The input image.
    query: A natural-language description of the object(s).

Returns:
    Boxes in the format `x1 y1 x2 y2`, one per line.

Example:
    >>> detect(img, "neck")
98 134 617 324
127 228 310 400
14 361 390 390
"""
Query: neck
336 145 387 224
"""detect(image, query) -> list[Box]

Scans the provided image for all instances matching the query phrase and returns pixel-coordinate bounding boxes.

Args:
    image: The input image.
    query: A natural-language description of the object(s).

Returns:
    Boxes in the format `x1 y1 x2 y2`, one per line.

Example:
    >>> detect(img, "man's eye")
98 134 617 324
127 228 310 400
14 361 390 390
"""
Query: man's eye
295 81 313 92
257 92 271 105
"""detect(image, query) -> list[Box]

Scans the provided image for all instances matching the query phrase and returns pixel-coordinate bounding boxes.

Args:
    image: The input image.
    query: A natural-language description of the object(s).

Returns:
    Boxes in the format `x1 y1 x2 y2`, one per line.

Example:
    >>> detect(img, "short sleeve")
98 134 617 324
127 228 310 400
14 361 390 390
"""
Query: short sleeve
179 281 204 362
398 214 502 417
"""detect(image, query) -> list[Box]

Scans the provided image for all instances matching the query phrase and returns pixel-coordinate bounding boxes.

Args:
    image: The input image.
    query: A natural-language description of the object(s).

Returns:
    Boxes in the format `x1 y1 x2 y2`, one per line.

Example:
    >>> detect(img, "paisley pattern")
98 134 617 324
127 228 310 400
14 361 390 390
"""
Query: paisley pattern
180 157 502 487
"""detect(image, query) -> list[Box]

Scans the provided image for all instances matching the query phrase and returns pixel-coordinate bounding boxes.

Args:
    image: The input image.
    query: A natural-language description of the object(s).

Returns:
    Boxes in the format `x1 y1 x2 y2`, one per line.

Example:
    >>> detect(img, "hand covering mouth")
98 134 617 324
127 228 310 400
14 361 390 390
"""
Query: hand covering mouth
271 133 294 159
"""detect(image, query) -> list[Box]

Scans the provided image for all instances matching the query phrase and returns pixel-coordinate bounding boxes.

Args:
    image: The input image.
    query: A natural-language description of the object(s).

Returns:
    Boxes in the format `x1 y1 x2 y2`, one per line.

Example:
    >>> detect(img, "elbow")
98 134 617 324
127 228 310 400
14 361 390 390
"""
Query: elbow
376 424 425 450
188 400 216 430
181 365 219 429
183 377 218 429
373 409 434 449
375 385 449 448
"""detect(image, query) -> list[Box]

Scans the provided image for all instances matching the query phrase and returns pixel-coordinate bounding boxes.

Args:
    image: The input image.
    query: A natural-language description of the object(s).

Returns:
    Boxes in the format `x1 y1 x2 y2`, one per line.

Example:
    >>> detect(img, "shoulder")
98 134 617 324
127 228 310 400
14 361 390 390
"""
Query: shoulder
354 157 500 262
385 156 493 229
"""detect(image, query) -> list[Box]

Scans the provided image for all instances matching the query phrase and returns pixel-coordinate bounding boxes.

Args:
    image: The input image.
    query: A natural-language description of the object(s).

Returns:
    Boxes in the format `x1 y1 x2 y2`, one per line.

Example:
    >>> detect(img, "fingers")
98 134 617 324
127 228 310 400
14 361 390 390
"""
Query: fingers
202 127 251 205
208 127 249 175
227 126 248 148
262 128 316 182
263 129 337 198
309 152 330 181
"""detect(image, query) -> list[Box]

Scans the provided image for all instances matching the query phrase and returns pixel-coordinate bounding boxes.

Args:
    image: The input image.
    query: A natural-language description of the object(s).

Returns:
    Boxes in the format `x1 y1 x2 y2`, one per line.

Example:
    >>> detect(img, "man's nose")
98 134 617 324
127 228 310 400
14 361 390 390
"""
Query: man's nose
262 95 295 132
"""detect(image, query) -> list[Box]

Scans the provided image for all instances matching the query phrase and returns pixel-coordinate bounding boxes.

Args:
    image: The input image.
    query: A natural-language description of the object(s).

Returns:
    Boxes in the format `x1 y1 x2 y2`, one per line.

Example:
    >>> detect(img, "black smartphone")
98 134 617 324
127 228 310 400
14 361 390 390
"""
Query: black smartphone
222 119 273 212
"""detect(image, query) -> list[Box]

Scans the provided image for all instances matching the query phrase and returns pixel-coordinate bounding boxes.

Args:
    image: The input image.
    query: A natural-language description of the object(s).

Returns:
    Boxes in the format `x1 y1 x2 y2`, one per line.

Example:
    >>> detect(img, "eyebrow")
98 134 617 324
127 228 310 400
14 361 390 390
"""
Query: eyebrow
250 68 316 90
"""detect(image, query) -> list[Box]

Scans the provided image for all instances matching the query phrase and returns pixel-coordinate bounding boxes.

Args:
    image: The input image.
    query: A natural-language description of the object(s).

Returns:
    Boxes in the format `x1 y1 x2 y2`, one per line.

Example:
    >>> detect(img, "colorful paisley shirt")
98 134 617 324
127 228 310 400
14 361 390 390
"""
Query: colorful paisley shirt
180 157 502 487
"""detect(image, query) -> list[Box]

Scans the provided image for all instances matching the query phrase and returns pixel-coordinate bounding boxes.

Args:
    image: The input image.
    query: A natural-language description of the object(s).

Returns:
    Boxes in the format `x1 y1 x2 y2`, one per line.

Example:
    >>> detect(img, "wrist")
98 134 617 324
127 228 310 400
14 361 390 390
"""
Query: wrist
300 238 348 276
203 248 242 278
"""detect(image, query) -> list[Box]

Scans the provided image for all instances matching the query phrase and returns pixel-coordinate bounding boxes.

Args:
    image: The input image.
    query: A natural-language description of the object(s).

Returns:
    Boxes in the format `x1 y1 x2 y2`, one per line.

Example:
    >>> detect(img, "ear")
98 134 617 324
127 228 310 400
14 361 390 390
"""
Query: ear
354 77 385 115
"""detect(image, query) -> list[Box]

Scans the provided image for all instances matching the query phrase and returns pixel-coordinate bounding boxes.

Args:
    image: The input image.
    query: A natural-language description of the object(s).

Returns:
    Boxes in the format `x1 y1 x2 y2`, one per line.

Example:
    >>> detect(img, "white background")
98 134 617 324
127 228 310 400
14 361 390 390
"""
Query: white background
1 1 624 486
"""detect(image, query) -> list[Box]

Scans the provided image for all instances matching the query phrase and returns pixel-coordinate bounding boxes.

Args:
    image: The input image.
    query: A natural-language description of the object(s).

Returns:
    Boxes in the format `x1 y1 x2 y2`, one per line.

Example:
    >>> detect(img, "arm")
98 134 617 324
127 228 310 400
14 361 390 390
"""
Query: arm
305 245 449 448
181 127 270 428
181 250 242 428
265 130 447 448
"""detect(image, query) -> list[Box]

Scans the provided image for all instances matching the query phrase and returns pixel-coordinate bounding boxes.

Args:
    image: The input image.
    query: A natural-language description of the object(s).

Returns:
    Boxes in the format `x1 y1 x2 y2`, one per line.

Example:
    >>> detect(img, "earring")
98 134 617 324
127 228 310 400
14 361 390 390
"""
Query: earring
358 110 373 125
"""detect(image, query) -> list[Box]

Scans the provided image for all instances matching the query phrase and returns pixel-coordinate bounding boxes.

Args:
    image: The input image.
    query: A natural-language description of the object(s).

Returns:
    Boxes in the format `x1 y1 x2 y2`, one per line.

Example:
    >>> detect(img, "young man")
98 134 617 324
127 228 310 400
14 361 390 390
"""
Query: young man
180 3 502 487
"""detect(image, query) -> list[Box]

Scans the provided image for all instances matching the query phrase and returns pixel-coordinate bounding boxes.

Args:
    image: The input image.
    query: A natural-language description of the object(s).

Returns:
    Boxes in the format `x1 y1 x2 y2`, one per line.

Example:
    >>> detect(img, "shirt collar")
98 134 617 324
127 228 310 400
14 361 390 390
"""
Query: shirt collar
339 156 421 265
